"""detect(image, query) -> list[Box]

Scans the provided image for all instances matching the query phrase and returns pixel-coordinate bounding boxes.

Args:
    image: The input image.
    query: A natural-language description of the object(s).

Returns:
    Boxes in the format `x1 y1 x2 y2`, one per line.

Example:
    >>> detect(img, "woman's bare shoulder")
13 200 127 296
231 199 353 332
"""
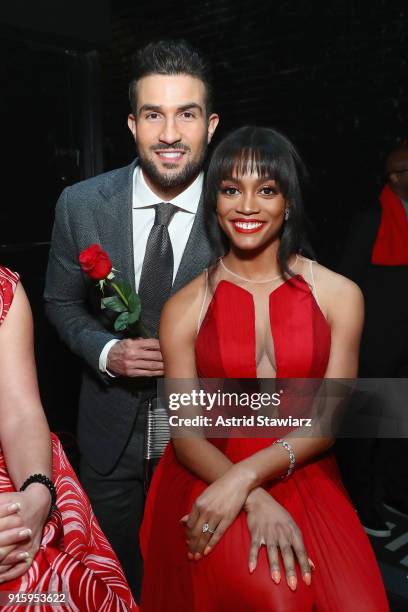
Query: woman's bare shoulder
160 271 207 338
164 272 207 314
312 261 362 298
310 260 364 322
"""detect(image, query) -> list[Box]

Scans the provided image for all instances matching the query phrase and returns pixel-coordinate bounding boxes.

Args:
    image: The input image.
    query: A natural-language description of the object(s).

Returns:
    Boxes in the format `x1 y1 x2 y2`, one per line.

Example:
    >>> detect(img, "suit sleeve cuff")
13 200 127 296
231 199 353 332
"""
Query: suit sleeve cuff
99 339 121 377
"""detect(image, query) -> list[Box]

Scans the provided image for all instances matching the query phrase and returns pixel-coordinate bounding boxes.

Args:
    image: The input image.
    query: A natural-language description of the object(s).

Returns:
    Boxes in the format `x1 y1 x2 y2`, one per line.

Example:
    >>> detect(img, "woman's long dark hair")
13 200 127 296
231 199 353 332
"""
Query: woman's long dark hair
205 126 313 277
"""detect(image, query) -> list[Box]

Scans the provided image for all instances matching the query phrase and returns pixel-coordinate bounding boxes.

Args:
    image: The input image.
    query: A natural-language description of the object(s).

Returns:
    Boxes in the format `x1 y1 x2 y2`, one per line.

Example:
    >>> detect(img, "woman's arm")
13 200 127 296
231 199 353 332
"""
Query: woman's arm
160 276 236 481
233 274 364 489
161 281 261 559
165 272 363 490
0 282 53 581
0 283 52 487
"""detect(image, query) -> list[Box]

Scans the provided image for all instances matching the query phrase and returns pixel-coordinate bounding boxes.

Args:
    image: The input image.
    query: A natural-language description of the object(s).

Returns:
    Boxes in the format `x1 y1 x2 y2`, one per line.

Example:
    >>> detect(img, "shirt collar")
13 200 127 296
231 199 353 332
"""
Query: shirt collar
132 165 203 213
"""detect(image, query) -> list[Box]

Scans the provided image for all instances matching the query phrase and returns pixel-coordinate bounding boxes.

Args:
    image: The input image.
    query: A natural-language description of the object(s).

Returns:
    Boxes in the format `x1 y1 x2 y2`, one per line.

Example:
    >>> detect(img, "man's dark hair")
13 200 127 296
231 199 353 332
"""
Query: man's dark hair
129 39 214 116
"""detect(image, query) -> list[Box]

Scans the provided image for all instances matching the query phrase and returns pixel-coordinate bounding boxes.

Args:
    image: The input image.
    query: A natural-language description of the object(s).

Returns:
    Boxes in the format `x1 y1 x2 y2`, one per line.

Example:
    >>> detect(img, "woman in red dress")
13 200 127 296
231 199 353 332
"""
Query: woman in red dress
0 266 137 611
140 126 389 611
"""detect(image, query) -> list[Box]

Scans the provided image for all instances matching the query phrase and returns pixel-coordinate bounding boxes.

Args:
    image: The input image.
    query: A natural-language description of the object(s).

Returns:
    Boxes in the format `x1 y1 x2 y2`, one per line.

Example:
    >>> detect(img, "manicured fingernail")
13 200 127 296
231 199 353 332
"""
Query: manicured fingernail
303 571 311 586
194 552 201 561
17 552 29 560
19 528 32 537
187 552 194 560
288 576 297 591
308 558 316 571
7 503 21 512
249 562 256 573
272 570 280 584
204 546 212 556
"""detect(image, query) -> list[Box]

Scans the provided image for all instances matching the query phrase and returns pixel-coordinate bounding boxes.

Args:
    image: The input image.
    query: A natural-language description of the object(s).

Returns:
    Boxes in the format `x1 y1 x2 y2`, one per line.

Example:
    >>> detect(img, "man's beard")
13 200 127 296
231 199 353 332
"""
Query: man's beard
138 140 207 190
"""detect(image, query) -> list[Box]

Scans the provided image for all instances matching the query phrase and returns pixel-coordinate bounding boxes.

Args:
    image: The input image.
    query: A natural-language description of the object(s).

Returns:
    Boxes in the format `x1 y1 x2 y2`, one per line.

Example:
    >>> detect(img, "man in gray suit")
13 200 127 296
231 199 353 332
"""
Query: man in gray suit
44 39 219 598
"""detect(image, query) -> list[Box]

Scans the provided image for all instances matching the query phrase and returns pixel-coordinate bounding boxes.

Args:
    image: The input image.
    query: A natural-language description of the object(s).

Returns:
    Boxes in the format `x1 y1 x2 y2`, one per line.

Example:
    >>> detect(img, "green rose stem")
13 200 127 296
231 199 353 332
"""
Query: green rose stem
110 281 128 307
108 278 150 338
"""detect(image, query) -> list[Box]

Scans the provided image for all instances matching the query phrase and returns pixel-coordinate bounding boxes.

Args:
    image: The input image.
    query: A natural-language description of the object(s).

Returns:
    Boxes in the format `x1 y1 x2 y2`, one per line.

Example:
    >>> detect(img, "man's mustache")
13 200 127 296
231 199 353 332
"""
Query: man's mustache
150 144 191 152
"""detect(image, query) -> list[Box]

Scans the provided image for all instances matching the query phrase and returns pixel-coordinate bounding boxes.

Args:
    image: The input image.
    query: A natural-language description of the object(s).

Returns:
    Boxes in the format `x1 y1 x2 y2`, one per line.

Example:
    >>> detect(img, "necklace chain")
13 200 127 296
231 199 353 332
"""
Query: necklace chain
219 255 298 284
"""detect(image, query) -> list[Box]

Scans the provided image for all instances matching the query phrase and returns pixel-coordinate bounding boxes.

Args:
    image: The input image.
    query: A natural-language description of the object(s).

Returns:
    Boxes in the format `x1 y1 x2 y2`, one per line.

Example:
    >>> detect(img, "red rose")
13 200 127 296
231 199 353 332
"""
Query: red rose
79 244 112 280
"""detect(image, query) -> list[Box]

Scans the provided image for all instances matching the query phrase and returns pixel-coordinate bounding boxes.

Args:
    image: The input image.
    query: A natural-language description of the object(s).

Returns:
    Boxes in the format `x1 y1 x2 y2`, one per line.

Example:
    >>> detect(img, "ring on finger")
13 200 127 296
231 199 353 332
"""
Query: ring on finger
202 523 215 535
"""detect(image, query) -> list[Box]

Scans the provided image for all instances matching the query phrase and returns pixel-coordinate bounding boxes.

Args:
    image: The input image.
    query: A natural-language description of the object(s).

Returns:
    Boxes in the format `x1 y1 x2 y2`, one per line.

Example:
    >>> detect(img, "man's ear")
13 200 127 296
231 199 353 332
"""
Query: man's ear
127 114 137 140
207 113 219 144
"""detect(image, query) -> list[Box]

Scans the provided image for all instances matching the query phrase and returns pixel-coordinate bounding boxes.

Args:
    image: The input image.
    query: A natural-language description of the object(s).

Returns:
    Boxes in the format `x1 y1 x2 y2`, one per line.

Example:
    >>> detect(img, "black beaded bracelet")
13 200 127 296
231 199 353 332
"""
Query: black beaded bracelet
20 473 57 520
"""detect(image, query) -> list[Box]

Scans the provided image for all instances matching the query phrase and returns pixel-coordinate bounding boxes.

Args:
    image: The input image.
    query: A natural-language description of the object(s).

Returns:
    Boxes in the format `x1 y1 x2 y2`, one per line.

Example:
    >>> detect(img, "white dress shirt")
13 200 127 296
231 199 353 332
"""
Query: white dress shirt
99 165 203 374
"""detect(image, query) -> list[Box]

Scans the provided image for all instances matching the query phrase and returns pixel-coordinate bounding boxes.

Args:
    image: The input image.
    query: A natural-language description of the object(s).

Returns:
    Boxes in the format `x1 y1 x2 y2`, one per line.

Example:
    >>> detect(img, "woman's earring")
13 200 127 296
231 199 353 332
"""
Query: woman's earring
284 207 290 221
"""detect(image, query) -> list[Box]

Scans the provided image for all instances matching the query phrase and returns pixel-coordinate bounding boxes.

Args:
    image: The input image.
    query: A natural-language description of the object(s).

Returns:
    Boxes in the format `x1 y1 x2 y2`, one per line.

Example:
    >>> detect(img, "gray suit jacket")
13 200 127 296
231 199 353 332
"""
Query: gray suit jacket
44 160 219 474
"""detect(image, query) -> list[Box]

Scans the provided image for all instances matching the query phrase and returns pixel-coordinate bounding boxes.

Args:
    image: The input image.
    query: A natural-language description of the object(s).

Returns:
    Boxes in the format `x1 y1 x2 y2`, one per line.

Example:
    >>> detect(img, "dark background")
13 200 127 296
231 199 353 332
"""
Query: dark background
101 0 408 265
1 0 407 444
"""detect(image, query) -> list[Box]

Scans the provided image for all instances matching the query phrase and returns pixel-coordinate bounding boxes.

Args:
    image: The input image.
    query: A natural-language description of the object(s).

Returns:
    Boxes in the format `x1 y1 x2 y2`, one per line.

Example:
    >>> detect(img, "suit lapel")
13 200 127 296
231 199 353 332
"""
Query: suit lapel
92 162 221 297
94 160 137 292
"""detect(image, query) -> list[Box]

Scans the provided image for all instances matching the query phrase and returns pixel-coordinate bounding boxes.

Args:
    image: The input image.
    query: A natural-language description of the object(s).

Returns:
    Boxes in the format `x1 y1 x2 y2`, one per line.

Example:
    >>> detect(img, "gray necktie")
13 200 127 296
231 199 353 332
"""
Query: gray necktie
138 203 177 336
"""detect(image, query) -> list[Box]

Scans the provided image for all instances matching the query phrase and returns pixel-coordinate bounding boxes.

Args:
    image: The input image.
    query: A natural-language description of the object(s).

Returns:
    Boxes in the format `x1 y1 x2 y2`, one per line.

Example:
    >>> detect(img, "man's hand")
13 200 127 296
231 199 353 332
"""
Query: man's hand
107 338 164 377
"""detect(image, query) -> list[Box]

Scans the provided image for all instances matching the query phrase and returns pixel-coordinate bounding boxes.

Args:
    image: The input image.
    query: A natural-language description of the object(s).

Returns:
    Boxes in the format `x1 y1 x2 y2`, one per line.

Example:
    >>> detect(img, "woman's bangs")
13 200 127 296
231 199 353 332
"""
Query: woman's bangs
217 145 290 193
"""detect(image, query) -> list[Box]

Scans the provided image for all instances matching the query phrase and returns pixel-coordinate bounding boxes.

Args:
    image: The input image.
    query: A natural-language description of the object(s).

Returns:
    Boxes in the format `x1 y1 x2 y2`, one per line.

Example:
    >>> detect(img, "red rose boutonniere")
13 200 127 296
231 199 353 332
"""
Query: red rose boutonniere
79 244 148 336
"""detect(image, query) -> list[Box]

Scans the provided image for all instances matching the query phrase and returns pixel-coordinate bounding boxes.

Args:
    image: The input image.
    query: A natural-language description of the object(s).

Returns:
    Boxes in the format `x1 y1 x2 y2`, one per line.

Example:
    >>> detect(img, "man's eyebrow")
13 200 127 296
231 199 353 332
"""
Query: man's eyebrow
138 104 161 115
138 103 204 115
177 103 203 114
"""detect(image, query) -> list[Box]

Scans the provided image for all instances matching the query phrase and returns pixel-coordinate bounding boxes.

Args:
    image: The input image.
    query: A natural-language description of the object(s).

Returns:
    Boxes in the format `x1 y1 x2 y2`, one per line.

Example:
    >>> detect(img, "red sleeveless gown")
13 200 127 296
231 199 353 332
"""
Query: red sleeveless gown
140 276 388 611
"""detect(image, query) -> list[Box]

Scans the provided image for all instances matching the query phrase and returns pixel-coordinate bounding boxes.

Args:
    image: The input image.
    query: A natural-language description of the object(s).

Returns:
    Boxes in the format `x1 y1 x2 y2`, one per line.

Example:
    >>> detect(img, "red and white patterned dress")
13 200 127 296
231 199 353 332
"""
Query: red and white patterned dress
0 266 19 325
0 266 137 611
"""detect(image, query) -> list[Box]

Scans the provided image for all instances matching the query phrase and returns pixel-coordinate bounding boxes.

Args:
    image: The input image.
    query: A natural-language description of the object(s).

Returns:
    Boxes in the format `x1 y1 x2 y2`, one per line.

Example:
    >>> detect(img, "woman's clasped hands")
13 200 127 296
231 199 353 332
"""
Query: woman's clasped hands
0 486 51 583
180 467 314 591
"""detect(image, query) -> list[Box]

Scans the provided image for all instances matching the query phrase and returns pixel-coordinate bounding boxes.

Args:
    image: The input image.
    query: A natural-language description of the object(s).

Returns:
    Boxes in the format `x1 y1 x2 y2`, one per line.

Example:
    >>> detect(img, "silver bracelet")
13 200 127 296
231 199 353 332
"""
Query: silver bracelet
273 438 296 479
